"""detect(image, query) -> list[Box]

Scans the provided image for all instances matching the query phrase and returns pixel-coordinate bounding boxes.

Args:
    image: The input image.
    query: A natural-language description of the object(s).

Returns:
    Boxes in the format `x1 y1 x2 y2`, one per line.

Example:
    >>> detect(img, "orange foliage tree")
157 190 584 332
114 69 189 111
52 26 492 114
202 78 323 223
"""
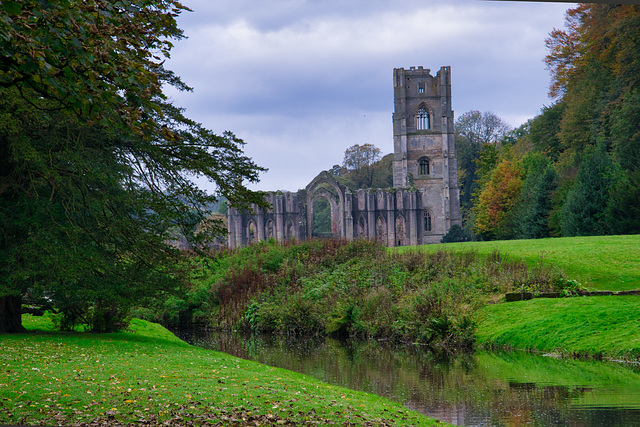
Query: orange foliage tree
473 159 524 240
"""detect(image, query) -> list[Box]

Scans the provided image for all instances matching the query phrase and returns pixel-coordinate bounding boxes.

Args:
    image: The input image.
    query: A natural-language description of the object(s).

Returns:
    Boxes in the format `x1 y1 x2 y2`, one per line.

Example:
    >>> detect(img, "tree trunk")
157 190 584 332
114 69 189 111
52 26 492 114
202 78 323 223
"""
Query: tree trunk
0 294 26 333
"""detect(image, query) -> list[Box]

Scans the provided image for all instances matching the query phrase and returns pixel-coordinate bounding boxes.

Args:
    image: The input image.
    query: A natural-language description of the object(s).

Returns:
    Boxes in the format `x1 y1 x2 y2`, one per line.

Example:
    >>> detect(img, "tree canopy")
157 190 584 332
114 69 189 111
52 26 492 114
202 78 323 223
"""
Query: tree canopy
454 111 511 226
337 144 389 189
0 0 266 332
457 4 640 241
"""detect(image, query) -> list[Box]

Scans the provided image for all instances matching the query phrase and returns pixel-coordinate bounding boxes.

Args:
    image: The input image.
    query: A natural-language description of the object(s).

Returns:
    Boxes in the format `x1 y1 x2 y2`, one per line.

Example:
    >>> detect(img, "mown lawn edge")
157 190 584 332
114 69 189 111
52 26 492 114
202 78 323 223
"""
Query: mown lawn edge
475 295 640 361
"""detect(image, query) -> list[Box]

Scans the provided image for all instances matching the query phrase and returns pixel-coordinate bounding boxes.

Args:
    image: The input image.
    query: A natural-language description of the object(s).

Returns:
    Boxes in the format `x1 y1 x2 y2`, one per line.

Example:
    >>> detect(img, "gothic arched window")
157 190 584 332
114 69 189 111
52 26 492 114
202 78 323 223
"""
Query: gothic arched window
247 220 257 243
358 216 367 237
416 107 430 130
424 210 432 232
285 219 294 240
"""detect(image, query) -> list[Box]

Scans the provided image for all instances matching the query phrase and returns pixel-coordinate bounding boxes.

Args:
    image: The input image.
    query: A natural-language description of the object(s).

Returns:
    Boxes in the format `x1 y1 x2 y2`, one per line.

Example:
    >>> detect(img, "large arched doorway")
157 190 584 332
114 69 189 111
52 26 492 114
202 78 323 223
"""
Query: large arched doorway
306 172 345 239
312 197 333 238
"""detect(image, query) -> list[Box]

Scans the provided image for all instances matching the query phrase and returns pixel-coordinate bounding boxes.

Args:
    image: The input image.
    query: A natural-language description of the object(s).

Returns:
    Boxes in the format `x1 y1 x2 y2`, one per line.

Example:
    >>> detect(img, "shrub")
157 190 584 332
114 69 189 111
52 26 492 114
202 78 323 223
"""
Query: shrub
441 224 475 243
176 239 570 350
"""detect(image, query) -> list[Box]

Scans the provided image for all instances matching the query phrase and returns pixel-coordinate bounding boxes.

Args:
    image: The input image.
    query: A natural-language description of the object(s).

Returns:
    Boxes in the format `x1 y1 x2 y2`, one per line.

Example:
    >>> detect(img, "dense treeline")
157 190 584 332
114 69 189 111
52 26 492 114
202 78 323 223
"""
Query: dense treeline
460 4 640 241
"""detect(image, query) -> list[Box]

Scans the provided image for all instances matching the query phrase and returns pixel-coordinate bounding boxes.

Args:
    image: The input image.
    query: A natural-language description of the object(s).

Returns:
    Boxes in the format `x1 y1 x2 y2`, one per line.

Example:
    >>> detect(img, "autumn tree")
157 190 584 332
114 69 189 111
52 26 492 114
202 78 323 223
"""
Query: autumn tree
454 111 511 224
472 158 523 240
0 1 266 332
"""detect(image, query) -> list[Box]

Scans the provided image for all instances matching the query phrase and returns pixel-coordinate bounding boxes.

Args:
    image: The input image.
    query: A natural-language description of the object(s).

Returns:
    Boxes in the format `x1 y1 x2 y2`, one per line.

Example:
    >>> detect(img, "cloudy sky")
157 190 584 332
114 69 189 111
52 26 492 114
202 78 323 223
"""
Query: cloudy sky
164 0 576 193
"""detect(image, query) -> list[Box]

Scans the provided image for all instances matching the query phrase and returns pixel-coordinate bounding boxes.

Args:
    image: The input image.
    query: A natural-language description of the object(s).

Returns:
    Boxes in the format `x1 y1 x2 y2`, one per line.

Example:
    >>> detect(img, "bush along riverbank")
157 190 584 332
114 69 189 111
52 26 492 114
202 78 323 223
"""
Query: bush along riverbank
149 239 577 350
1 315 444 426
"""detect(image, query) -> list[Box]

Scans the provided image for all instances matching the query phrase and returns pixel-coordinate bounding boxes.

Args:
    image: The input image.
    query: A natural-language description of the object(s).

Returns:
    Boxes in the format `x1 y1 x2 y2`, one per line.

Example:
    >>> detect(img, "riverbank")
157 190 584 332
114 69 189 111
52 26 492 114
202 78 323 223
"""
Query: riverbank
412 234 640 291
151 235 640 359
0 315 447 426
161 238 572 349
408 234 640 360
475 295 640 360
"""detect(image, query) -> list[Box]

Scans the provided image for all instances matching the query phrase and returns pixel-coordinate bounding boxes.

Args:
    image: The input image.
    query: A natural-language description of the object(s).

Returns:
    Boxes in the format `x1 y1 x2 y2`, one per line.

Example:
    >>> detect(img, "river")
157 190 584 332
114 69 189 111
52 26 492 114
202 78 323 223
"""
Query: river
174 329 640 426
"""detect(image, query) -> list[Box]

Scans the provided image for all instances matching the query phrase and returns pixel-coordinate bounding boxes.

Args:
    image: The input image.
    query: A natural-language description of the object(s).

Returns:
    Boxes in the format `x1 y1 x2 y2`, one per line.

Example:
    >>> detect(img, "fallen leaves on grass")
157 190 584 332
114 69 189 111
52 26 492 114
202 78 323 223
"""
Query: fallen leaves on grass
25 405 400 426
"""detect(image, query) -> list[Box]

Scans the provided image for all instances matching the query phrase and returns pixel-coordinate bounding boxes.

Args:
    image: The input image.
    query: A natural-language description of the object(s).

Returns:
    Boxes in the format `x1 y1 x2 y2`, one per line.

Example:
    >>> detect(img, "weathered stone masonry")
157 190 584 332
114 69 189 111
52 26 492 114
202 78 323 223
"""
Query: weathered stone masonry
228 66 462 248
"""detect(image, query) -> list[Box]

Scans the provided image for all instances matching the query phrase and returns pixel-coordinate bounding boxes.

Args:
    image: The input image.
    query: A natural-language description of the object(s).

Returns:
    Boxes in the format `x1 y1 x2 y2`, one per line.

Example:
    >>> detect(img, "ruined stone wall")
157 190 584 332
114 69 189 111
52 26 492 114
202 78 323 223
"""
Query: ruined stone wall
228 172 439 248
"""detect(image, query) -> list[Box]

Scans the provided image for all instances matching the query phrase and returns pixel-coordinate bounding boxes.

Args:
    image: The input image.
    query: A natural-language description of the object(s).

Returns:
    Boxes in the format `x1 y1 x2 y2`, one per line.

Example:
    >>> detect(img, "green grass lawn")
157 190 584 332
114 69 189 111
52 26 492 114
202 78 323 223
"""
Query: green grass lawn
412 234 640 291
475 295 640 360
406 234 640 359
0 315 448 426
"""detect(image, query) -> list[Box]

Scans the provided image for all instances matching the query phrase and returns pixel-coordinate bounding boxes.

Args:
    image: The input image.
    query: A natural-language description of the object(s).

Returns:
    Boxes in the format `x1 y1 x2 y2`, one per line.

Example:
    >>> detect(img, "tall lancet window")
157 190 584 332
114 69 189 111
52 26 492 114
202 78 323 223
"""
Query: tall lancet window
417 107 430 130
424 210 432 232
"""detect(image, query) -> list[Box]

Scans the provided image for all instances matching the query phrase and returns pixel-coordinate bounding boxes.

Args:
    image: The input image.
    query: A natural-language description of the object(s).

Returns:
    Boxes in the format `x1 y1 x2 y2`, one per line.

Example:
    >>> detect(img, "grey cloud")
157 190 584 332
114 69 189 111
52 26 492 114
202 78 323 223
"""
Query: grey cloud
167 0 575 191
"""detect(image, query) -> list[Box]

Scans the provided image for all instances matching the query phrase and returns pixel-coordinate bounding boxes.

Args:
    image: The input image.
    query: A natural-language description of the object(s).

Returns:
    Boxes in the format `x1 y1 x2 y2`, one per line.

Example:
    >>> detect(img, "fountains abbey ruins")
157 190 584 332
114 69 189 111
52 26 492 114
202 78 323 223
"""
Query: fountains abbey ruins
228 66 462 248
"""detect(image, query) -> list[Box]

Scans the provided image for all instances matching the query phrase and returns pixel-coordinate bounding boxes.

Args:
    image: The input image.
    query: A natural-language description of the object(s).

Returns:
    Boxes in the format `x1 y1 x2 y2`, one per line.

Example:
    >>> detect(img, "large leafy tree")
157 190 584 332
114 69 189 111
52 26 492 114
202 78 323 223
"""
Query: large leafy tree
472 158 523 240
341 143 383 189
0 1 266 332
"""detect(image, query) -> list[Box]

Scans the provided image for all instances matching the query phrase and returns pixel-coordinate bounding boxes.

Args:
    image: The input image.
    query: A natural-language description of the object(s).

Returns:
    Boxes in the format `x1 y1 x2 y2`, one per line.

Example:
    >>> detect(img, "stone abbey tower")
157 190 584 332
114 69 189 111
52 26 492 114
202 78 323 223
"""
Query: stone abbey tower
392 66 461 241
227 66 461 248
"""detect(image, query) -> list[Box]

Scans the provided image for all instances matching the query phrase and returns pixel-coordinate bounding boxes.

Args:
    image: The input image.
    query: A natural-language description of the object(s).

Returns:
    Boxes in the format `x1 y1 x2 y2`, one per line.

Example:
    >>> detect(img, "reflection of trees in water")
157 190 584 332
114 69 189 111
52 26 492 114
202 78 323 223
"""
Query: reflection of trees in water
177 329 640 426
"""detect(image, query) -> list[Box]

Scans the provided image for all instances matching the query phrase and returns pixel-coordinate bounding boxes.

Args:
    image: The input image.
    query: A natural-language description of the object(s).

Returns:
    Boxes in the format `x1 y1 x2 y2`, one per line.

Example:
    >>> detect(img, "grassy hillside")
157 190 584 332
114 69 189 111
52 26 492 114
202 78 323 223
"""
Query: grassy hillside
475 295 640 360
0 314 446 426
406 234 640 359
411 234 640 291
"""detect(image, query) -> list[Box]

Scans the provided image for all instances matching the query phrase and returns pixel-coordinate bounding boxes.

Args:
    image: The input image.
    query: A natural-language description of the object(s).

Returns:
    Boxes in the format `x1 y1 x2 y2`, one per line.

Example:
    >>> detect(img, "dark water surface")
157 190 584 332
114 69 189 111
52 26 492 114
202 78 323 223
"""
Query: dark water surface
174 329 640 426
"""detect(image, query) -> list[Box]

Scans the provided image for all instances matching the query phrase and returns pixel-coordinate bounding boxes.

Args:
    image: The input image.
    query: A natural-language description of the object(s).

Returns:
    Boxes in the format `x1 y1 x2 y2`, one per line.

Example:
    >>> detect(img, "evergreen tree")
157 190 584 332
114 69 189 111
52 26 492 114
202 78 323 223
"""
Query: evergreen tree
561 145 616 236
519 163 558 239
606 170 640 235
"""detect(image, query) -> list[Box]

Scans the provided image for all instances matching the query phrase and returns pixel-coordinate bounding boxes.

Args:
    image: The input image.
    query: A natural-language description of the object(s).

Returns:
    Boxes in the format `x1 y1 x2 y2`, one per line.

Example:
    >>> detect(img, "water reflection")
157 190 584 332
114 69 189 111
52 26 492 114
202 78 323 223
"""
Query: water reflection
174 329 640 426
